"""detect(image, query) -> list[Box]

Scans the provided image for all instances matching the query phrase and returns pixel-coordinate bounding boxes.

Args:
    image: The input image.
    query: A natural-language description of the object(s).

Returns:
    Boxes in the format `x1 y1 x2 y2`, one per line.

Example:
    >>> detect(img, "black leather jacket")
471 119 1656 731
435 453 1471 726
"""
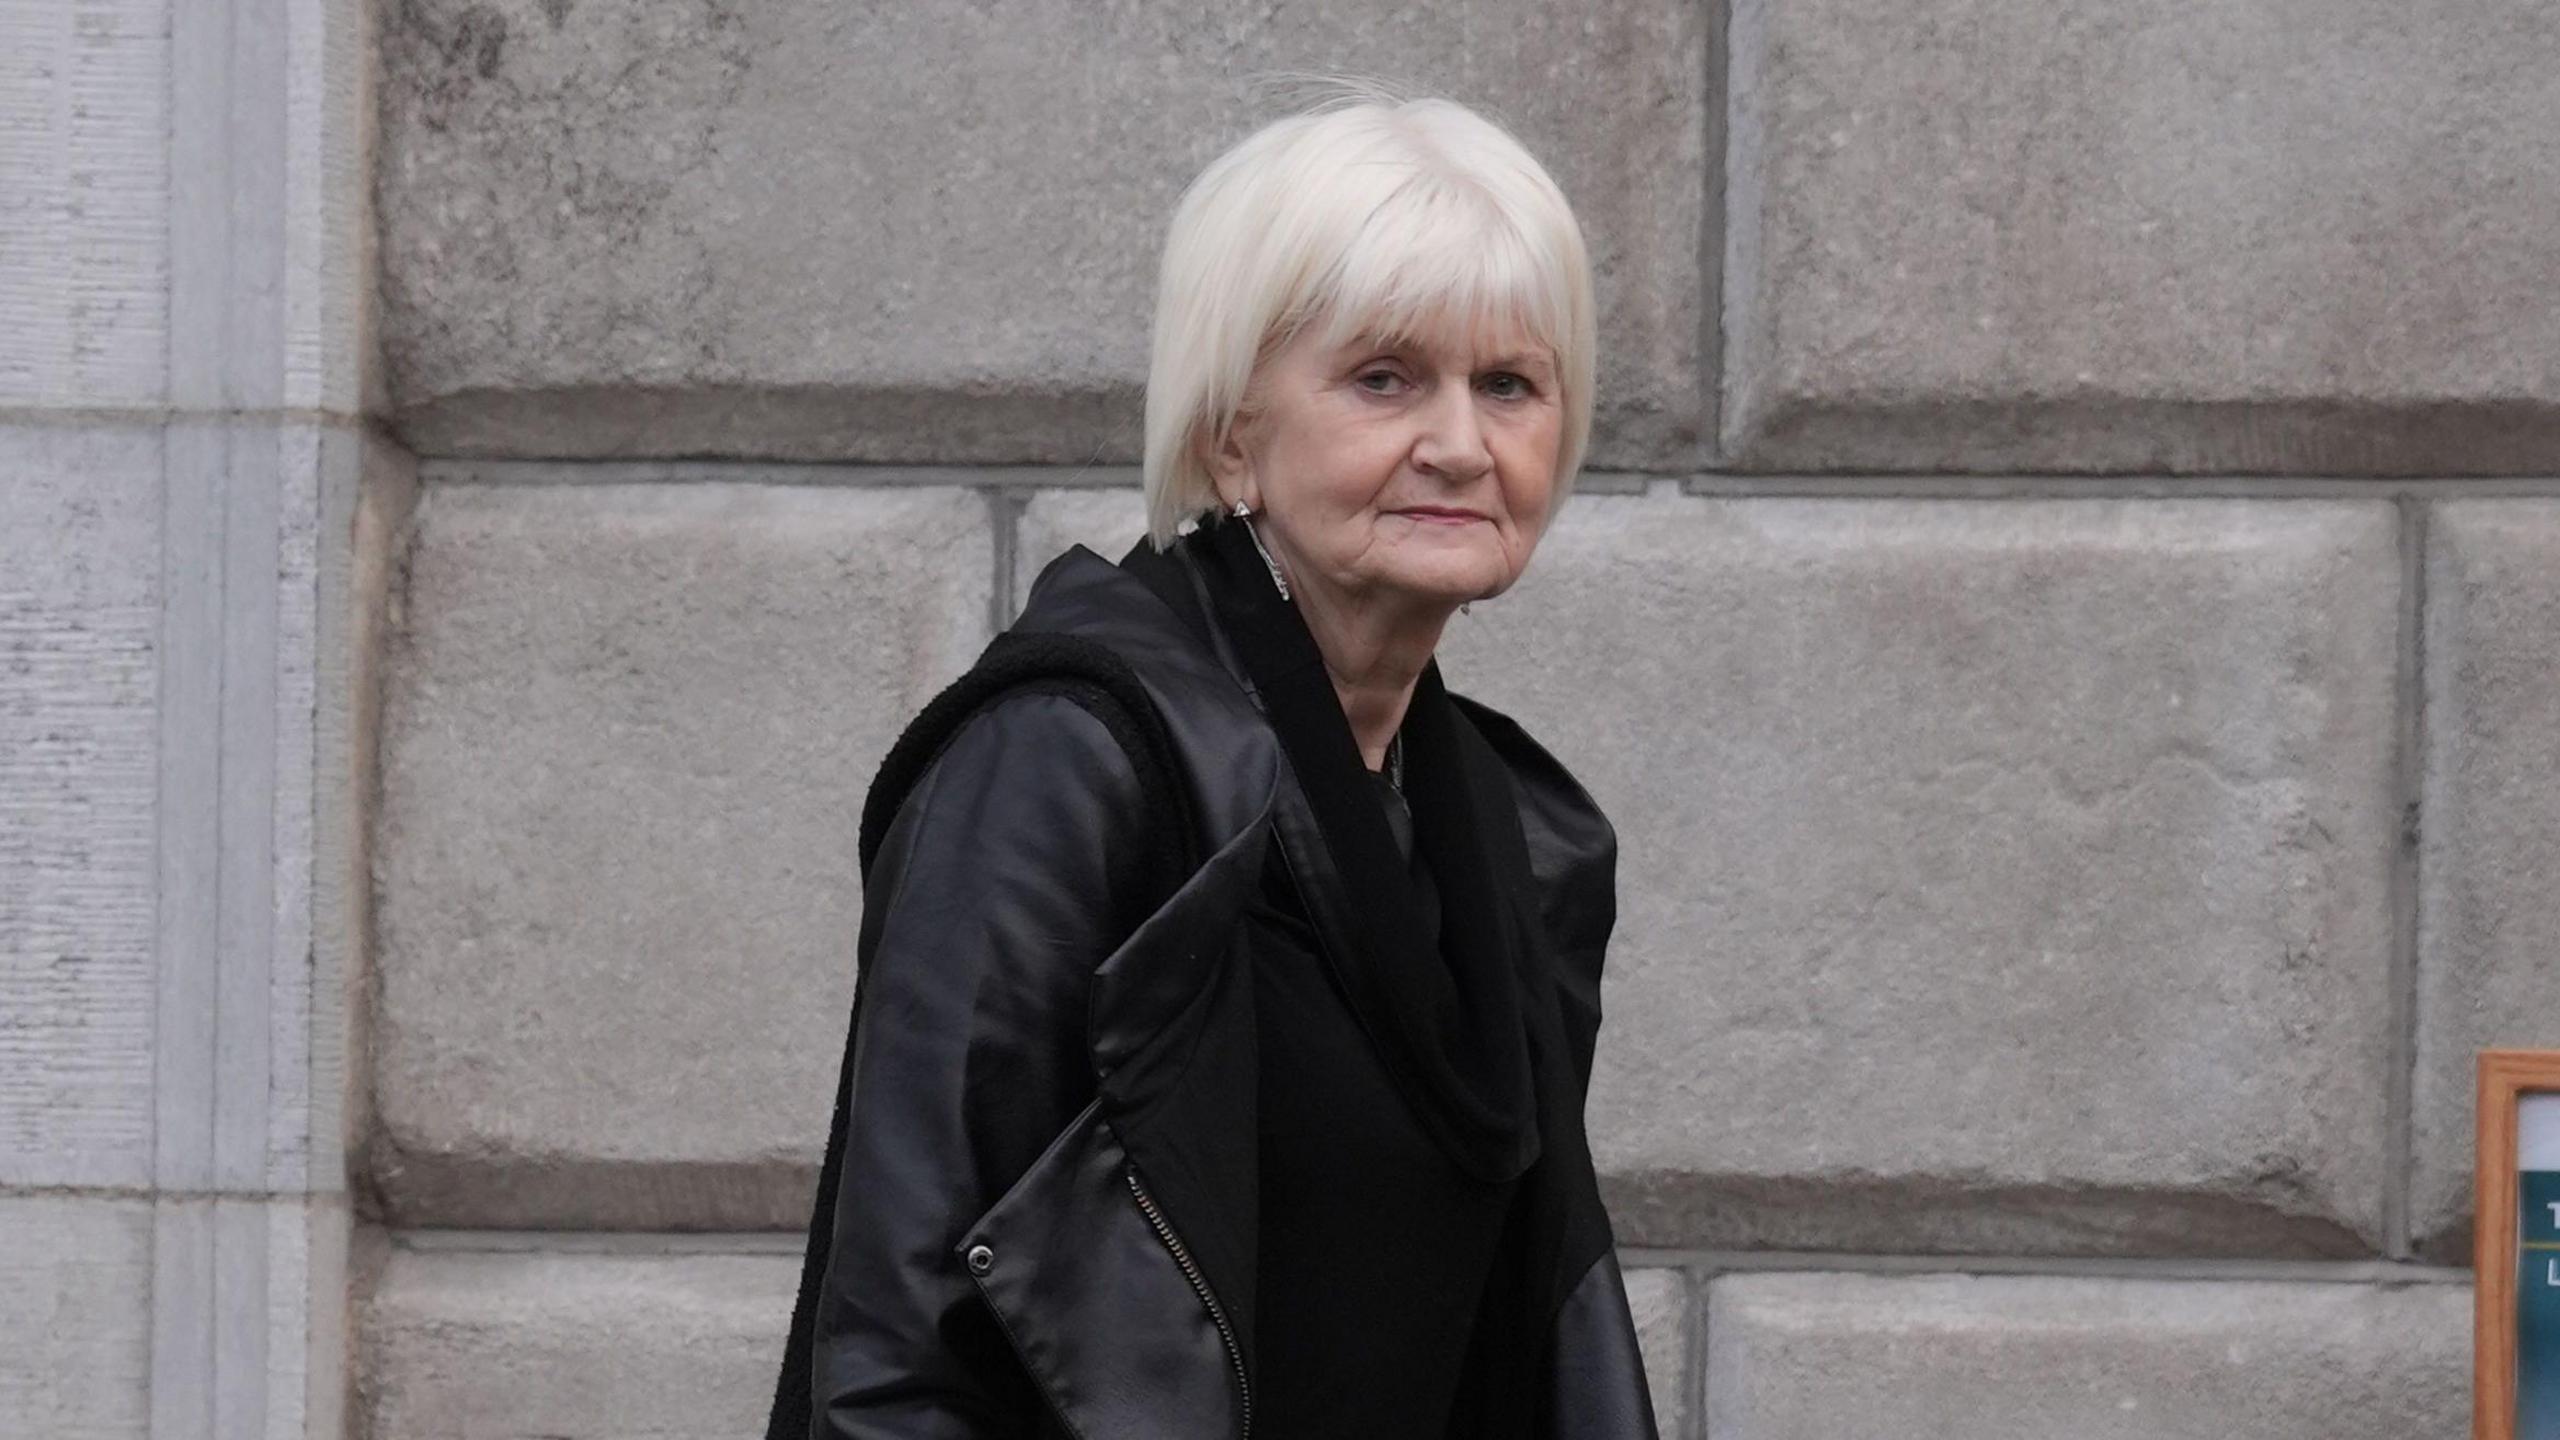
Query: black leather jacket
795 529 1659 1440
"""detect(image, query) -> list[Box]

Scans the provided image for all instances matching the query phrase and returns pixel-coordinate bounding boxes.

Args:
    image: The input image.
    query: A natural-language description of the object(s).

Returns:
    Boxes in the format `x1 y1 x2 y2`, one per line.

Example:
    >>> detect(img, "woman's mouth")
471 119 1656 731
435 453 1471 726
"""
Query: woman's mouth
1393 508 1487 525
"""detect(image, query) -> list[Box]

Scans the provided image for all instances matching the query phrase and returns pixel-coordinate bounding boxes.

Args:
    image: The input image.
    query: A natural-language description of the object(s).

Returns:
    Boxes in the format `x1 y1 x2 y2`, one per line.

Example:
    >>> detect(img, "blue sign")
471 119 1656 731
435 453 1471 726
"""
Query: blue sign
2524 1168 2560 1437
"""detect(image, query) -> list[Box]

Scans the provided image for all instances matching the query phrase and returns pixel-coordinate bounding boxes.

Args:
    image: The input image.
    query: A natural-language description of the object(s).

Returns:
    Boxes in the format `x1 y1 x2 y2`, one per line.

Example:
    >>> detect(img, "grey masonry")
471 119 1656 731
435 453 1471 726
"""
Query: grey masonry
3 0 387 1432
10 0 2560 1435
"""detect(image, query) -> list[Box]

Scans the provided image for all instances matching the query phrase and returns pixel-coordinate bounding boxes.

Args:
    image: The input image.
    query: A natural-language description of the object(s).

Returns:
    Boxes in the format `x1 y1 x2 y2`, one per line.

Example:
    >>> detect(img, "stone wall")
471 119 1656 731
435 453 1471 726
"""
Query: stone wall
14 0 2560 1435
2 0 391 1435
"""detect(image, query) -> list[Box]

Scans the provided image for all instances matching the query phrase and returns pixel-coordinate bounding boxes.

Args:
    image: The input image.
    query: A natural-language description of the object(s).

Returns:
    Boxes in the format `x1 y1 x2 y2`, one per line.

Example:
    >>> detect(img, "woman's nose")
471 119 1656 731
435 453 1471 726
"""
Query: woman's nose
1413 381 1494 480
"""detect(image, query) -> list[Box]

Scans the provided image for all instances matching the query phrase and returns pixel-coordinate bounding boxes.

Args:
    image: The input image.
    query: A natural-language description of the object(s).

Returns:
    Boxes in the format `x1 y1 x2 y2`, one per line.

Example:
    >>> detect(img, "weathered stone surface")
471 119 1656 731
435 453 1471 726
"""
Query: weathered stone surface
0 425 163 1188
8 417 369 1193
1622 1265 1693 1437
0 0 378 414
371 482 992 1227
0 1196 151 1440
1706 1272 2466 1439
1724 0 2560 473
0 0 167 407
359 1243 788 1439
2414 500 2560 1260
1435 492 2402 1255
378 3 1708 469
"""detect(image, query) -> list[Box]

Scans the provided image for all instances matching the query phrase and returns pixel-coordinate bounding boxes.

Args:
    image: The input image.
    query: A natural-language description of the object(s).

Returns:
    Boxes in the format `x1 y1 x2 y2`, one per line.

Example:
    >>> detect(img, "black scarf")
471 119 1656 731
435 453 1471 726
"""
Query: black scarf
1165 510 1543 1186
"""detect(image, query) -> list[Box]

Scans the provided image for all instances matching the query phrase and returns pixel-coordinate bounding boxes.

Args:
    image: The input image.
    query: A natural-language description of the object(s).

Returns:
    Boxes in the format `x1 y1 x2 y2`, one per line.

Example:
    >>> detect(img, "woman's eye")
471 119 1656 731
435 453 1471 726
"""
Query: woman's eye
1482 372 1534 399
1355 369 1405 394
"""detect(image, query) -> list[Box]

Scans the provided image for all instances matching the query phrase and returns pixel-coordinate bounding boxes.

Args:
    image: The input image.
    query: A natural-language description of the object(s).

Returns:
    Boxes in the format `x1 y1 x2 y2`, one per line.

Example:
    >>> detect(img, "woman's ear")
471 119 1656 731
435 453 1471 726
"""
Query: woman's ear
1202 416 1258 510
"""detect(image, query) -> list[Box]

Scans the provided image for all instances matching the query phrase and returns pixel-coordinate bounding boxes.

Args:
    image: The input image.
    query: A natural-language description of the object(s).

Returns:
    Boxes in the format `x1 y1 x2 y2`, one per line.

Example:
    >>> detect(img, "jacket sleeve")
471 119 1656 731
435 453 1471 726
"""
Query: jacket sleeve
810 686 1151 1439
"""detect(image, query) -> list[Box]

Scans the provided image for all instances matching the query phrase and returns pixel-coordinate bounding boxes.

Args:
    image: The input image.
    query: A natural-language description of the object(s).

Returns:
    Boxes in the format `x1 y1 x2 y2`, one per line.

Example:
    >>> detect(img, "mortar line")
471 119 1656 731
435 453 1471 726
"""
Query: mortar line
1682 1263 1710 1440
985 488 1022 636
353 498 427 1226
410 457 2560 500
1674 474 2560 498
1697 0 1731 478
375 1225 2473 1284
1621 1248 2467 1285
0 404 366 429
2384 496 2430 1261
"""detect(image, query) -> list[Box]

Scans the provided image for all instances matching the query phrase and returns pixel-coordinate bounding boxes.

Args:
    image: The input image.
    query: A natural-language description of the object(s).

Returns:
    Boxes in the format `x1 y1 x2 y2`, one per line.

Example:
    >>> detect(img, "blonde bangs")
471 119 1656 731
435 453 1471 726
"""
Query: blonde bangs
1298 184 1566 371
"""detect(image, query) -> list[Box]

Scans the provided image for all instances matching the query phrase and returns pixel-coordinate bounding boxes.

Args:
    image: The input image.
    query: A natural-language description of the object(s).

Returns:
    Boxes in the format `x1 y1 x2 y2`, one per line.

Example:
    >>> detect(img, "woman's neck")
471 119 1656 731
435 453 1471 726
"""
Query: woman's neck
1294 577 1453 771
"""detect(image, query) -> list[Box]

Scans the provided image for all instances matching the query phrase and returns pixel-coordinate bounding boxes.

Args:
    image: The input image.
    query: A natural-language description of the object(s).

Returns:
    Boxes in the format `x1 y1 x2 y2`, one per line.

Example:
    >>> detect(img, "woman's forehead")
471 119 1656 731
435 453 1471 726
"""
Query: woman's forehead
1316 306 1555 366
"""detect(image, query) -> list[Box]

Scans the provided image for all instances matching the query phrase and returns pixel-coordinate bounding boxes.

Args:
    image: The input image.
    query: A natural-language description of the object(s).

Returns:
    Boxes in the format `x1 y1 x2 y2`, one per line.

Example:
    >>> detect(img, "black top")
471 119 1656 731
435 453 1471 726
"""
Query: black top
1250 758 1523 1438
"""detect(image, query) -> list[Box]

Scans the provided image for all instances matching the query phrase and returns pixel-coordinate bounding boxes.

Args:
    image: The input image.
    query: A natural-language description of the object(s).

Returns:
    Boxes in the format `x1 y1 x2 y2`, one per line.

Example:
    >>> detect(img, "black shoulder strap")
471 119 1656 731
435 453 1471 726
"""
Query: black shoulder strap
764 629 1195 1440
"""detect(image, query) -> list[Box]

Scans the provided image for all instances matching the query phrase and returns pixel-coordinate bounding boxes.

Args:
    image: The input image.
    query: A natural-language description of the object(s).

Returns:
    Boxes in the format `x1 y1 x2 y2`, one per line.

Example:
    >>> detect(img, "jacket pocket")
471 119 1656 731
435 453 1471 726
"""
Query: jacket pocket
954 1095 1246 1440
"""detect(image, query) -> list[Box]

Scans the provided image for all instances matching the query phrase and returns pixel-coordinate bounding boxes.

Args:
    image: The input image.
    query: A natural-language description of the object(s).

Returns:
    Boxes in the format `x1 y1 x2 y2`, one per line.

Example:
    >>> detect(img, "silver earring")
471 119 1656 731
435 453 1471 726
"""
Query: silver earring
1459 600 1472 615
1234 506 1291 601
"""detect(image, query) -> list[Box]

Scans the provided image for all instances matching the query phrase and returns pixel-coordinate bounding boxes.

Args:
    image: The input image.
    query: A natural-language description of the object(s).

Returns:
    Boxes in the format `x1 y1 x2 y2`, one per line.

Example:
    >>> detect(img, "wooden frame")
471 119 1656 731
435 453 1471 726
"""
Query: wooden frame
2476 1049 2560 1440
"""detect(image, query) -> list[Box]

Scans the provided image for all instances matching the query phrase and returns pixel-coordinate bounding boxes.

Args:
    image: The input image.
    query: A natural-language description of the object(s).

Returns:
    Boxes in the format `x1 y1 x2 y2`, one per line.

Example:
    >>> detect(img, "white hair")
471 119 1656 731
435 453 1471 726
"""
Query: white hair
1140 81 1599 549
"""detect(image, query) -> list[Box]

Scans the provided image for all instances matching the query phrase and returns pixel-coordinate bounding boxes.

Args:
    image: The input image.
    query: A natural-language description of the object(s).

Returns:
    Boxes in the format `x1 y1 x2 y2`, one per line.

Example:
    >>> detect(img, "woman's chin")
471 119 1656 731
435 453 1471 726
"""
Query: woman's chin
1375 562 1503 612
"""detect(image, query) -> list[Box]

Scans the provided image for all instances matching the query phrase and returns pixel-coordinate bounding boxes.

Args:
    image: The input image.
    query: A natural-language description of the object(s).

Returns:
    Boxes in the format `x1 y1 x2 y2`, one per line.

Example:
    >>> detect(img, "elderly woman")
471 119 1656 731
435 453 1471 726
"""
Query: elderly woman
766 90 1654 1440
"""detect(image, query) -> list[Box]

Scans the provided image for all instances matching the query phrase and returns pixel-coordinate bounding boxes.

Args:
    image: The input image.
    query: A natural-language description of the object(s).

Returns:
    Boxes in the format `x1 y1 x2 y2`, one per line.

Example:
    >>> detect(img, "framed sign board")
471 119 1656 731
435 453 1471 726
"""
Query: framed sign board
2478 1050 2560 1440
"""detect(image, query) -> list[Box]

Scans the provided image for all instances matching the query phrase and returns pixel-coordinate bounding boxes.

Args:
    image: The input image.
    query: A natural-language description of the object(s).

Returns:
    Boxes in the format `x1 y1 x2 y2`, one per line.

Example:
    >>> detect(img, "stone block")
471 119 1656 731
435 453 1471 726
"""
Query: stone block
359 1243 787 1439
0 0 377 414
2414 500 2560 1259
378 2 1708 469
0 1196 151 1440
371 482 992 1226
1705 1271 2466 1439
1724 0 2560 473
0 419 368 1193
0 424 163 1188
1436 492 2402 1255
0 0 167 407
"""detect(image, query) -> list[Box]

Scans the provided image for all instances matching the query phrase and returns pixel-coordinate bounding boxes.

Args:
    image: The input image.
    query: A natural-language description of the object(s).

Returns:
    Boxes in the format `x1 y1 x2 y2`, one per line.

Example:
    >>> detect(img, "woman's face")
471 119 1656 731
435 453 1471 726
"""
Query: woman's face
1210 309 1564 617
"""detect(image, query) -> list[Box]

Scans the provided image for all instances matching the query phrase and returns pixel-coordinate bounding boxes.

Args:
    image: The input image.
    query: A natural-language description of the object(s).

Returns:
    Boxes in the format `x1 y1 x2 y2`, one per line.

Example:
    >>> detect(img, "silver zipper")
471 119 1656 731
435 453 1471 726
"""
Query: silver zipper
1125 1165 1253 1439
